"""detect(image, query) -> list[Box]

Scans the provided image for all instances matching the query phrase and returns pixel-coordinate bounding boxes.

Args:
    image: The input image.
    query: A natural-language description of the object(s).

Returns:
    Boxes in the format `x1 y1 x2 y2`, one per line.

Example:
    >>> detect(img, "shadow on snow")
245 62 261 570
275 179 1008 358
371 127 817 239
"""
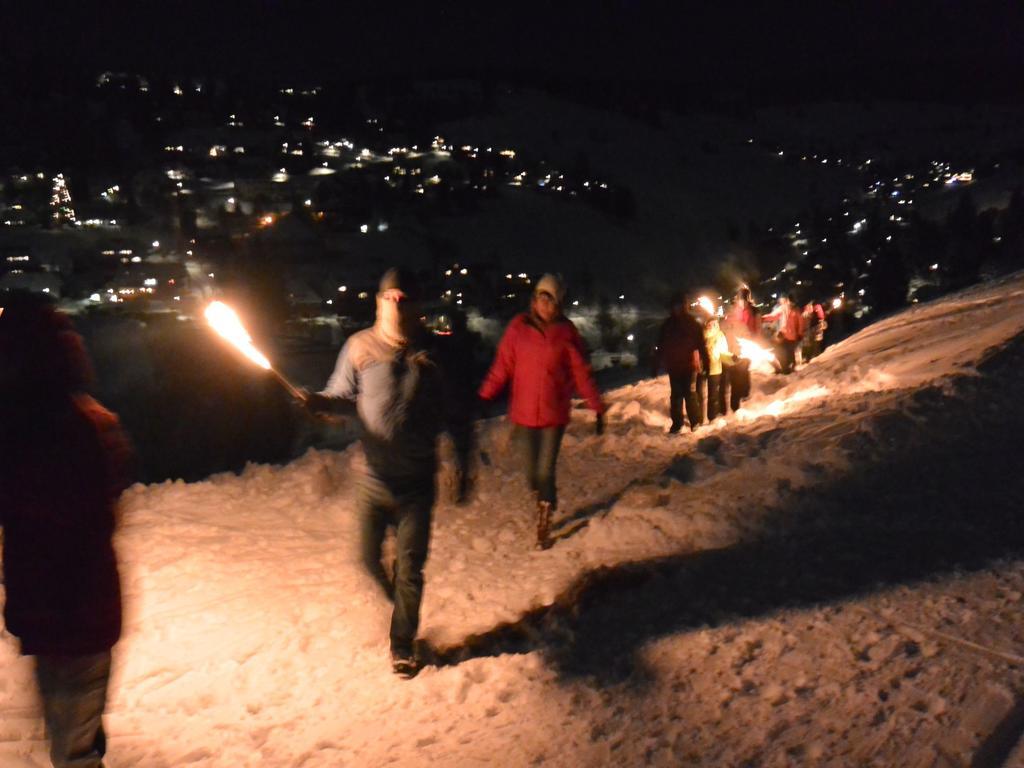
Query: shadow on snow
430 333 1024 687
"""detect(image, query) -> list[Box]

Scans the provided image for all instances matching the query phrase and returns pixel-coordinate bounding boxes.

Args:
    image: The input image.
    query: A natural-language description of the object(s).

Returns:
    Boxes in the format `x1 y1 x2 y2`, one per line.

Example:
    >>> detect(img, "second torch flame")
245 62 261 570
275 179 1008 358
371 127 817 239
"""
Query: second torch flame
736 337 777 366
697 296 717 316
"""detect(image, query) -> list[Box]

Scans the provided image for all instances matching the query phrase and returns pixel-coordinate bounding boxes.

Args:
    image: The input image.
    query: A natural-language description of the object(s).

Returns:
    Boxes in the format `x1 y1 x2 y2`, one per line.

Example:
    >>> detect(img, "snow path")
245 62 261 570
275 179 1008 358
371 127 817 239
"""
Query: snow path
3 273 1024 766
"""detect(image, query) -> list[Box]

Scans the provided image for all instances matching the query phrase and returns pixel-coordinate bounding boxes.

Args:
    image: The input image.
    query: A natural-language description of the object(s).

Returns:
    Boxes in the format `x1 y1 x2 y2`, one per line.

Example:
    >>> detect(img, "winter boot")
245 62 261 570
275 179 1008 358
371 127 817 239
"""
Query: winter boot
391 645 420 679
535 500 553 550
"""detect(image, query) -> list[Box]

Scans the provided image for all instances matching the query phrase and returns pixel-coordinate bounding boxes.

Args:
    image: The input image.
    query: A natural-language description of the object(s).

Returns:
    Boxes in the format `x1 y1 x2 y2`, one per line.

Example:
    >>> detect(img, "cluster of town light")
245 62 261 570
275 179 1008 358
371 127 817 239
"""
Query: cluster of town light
50 174 76 225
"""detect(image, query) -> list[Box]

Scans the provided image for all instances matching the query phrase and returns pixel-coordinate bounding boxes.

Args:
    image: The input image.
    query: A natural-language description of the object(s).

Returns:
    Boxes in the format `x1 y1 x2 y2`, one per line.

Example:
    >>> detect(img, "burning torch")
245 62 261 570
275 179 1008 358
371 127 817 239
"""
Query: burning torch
696 295 718 317
203 301 307 402
736 337 778 372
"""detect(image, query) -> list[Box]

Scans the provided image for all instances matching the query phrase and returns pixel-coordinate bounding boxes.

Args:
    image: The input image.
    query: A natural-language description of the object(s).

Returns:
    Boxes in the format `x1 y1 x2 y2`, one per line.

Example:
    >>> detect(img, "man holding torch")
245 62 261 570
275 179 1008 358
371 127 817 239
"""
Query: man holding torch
305 267 450 678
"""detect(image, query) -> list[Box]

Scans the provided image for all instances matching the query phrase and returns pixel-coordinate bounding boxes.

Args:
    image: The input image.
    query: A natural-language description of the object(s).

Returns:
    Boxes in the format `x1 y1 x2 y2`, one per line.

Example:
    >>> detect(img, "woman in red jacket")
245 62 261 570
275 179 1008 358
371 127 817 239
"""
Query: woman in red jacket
763 294 804 374
479 274 605 549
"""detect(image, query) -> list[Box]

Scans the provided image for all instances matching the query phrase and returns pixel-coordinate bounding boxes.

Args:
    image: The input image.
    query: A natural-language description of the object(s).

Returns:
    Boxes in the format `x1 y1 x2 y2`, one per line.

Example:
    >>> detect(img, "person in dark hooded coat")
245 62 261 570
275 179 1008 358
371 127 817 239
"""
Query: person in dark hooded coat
0 291 133 768
652 292 710 432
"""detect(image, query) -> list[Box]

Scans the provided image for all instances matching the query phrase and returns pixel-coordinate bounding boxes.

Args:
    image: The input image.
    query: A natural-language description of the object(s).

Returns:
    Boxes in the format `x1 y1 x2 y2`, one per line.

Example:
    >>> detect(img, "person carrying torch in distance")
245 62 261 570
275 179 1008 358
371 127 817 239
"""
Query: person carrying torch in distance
305 267 452 679
703 314 735 421
652 291 710 434
724 286 761 411
763 293 804 374
478 274 605 551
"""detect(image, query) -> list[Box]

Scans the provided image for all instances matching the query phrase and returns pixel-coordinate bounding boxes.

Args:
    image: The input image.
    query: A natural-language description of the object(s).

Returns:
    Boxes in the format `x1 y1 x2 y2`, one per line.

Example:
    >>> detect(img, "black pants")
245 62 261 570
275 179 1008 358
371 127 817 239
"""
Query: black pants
669 371 701 431
802 337 822 362
516 425 566 506
357 474 434 654
706 373 726 420
775 339 798 374
728 359 751 411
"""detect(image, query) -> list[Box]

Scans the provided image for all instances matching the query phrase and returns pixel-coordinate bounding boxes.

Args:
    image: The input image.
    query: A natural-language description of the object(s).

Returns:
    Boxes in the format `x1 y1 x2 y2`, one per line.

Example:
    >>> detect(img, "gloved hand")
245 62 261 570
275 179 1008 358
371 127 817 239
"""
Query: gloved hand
304 391 334 414
595 413 605 436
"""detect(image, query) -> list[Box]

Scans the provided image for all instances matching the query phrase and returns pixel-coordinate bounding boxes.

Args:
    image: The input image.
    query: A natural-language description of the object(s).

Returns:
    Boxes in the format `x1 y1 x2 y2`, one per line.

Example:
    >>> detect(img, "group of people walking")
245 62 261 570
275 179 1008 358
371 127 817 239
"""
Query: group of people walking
653 287 830 432
0 270 832 765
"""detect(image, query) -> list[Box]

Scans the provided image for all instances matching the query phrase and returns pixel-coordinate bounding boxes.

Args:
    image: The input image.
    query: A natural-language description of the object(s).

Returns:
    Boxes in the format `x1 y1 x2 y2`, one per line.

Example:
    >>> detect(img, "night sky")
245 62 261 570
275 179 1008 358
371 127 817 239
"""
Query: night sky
3 1 1022 103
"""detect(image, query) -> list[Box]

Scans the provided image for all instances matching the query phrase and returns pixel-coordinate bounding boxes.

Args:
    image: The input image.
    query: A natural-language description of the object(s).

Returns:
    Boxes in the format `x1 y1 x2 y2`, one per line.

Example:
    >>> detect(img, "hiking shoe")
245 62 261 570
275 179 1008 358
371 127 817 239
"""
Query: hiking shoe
391 648 420 679
535 501 553 550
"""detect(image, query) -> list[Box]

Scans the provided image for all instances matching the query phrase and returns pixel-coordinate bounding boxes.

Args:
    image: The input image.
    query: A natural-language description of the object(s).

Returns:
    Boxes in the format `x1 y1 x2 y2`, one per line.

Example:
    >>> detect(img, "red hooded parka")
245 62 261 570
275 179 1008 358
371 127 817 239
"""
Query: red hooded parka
479 313 604 428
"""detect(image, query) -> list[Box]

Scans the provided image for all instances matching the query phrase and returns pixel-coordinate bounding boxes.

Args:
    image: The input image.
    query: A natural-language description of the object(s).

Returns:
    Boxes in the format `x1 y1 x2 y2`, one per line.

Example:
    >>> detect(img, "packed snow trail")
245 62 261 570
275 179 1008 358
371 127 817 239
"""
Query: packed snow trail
3 272 1024 766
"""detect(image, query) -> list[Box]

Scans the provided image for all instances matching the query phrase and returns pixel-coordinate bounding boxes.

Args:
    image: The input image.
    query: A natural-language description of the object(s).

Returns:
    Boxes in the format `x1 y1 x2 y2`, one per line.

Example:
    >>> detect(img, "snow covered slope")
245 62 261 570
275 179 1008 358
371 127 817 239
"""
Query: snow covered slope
3 272 1024 767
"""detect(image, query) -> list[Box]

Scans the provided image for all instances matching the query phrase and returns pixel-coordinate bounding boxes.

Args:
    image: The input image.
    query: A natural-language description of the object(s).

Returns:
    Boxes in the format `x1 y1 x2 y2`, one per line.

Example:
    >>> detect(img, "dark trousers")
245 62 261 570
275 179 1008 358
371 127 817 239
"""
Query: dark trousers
706 373 726 420
669 371 701 431
357 475 434 653
35 651 111 768
802 337 822 362
516 425 565 507
728 359 751 411
775 339 798 374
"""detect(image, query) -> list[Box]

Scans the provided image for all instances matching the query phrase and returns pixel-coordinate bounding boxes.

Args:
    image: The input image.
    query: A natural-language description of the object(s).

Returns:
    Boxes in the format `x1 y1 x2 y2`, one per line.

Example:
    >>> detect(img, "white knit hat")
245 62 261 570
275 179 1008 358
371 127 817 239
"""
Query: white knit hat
533 273 565 303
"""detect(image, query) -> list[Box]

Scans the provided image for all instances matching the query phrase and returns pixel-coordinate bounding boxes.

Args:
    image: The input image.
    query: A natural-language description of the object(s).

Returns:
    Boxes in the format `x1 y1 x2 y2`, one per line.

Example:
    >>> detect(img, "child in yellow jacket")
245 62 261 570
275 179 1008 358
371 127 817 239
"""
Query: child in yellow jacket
703 317 734 420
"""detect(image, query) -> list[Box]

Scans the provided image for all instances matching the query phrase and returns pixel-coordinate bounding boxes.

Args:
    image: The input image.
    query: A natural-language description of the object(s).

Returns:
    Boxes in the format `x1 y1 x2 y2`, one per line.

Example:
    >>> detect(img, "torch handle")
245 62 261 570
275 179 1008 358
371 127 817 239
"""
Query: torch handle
270 368 307 402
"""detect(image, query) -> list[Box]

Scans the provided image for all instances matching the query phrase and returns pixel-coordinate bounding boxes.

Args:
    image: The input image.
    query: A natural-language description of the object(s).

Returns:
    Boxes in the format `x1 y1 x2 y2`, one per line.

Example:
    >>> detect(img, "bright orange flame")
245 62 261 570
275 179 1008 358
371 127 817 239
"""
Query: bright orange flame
259 214 275 227
697 296 717 316
737 337 777 365
204 301 271 369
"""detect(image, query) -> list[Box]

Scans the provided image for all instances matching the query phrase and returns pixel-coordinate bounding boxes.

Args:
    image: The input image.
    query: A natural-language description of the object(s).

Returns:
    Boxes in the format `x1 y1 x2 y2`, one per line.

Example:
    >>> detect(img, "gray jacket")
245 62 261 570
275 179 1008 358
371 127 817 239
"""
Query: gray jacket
322 326 445 491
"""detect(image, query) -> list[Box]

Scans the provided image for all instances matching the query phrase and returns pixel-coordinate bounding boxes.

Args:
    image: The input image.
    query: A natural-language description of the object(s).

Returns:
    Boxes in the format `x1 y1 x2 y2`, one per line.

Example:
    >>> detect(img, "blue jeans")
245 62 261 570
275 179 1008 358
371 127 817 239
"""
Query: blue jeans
34 652 111 768
516 425 566 507
357 474 434 654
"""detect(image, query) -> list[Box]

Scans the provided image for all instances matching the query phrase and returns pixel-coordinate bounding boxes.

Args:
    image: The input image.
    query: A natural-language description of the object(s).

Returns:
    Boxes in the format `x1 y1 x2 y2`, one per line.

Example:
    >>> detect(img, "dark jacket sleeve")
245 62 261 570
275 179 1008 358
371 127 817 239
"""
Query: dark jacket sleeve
479 319 517 401
565 324 605 414
652 319 668 375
